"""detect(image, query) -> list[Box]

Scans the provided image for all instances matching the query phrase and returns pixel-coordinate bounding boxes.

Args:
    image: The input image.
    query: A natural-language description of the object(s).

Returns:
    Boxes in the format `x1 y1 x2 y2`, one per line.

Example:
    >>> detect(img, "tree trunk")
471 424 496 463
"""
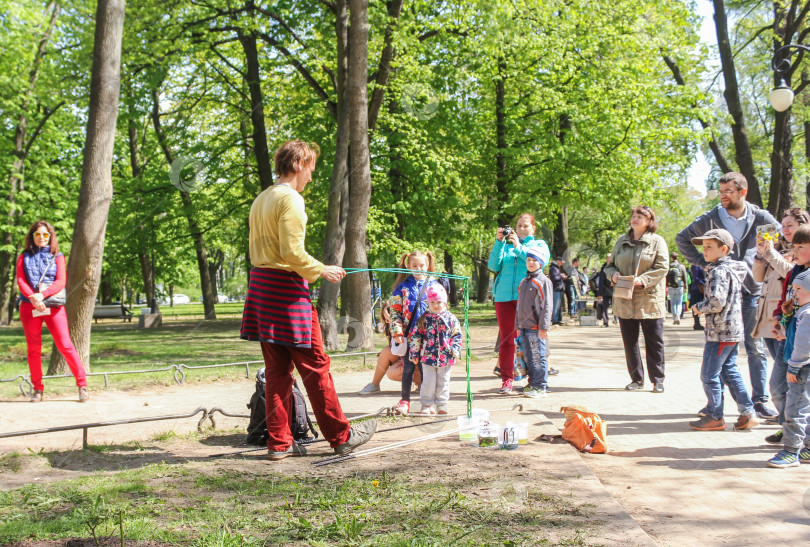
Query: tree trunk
806 117 810 209
476 255 490 304
712 0 763 206
770 108 794 215
138 251 154 305
387 97 406 238
208 248 224 296
48 0 124 375
239 22 274 191
151 90 217 320
100 272 112 304
553 207 570 261
0 2 61 326
367 0 404 132
343 0 373 351
769 3 801 216
662 55 732 174
445 247 458 307
317 0 351 351
6 247 20 324
495 59 510 227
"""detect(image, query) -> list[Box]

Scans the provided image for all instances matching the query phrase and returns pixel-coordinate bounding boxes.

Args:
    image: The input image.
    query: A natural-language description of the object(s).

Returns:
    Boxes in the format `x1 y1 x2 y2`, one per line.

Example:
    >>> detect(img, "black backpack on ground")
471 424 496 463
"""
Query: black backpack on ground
666 266 681 288
246 368 319 446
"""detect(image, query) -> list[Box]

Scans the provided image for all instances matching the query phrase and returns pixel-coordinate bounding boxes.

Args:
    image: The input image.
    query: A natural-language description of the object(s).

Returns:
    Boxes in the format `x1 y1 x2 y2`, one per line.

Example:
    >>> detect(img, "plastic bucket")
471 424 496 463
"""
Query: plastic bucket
478 423 500 447
517 421 529 444
500 423 519 450
457 416 478 441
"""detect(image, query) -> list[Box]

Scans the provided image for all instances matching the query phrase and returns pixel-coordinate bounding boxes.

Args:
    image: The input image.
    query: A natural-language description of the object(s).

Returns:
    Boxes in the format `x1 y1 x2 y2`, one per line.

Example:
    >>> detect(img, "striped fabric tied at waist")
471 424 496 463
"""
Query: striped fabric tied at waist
240 268 313 348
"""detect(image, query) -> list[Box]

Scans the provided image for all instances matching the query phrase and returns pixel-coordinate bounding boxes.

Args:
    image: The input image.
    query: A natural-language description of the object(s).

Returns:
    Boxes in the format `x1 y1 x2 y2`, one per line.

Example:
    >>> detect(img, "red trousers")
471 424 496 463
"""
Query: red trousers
19 302 87 391
260 306 351 450
495 300 517 382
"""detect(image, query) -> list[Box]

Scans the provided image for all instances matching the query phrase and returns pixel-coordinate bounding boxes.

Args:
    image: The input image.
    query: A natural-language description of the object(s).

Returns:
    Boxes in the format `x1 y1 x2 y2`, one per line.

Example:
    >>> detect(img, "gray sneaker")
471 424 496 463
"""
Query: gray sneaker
267 442 307 461
523 386 547 399
358 383 380 395
334 420 378 455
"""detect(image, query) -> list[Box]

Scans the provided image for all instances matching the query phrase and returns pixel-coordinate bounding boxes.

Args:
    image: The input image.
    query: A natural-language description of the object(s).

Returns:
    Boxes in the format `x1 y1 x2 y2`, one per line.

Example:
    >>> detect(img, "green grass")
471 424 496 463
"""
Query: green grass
0 302 497 399
0 456 596 545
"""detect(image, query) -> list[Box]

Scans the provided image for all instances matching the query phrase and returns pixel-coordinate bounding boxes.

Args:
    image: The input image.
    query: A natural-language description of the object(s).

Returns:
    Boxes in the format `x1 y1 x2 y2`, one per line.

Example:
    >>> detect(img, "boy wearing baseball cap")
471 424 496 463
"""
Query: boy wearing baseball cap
688 229 758 431
515 248 553 398
767 269 810 467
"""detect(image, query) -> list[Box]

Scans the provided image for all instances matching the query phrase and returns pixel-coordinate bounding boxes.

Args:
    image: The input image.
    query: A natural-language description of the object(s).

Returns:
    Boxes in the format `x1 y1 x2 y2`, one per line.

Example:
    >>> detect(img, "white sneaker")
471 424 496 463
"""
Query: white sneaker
358 383 380 395
419 404 436 414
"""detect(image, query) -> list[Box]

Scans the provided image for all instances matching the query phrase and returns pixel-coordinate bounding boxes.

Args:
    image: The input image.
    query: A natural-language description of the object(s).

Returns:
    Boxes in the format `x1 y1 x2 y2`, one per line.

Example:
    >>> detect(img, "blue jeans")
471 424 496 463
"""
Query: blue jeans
783 367 810 452
566 285 576 315
764 337 788 425
742 295 769 403
520 328 548 390
669 288 684 321
701 342 754 420
552 290 563 323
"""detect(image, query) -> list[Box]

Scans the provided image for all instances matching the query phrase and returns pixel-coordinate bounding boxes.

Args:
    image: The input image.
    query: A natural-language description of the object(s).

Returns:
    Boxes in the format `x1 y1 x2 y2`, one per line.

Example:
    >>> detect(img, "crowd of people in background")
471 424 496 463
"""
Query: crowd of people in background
358 170 809 470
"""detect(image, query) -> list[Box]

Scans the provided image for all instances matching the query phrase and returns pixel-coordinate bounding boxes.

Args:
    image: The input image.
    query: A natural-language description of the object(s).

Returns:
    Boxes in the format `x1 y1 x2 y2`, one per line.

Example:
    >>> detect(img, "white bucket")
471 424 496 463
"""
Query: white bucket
457 416 479 441
516 421 529 445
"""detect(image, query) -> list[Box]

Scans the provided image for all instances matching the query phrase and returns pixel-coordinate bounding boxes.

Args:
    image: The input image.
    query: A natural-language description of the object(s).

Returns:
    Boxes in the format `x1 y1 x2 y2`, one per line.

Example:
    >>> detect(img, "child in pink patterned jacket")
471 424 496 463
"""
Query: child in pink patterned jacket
408 284 462 414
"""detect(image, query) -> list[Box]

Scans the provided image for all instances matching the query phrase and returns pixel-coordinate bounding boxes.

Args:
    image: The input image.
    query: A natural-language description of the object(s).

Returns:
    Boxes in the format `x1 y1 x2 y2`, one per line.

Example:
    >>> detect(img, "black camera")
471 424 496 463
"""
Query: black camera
501 225 513 239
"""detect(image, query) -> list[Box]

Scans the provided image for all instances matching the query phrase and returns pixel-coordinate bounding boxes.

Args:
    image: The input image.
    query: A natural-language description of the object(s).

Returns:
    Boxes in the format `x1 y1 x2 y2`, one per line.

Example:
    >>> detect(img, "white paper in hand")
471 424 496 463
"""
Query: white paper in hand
390 339 407 356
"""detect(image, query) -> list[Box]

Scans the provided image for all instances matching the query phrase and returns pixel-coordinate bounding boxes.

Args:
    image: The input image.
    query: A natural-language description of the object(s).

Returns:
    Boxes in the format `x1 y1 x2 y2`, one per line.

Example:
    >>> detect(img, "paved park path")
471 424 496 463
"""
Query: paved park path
2 319 809 545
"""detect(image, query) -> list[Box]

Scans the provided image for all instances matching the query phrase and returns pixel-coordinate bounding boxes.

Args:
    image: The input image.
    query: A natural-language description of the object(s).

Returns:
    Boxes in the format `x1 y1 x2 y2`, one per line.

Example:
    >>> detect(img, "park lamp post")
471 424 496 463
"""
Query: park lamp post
769 44 810 112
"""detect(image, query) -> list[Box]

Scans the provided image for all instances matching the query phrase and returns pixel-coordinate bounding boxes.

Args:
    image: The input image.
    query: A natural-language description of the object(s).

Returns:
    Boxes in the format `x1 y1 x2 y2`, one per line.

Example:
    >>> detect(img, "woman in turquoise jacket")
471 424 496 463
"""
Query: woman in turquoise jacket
487 213 550 393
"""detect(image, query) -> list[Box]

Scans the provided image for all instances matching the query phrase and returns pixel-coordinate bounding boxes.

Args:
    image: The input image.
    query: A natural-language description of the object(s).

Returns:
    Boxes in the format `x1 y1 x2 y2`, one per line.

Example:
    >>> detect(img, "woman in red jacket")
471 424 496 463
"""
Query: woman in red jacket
16 221 88 402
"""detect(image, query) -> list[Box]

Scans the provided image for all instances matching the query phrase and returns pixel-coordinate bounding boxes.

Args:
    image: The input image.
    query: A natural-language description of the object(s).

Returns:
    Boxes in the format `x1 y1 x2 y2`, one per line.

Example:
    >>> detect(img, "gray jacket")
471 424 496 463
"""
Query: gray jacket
515 270 553 331
695 257 747 342
675 203 778 297
788 304 810 371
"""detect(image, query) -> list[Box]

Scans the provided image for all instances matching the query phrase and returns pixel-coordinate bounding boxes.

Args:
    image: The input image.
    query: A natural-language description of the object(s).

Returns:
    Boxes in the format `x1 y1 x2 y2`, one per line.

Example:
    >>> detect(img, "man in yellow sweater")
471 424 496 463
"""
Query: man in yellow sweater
241 140 376 460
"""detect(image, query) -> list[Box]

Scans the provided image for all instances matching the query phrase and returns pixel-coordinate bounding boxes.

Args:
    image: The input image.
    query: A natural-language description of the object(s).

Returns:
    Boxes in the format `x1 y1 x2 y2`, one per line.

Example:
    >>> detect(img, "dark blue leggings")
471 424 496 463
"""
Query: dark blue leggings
400 355 423 402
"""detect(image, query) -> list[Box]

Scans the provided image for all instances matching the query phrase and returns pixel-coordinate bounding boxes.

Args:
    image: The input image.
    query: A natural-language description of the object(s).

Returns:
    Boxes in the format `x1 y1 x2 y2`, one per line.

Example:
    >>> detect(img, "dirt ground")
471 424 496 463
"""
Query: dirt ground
3 320 810 545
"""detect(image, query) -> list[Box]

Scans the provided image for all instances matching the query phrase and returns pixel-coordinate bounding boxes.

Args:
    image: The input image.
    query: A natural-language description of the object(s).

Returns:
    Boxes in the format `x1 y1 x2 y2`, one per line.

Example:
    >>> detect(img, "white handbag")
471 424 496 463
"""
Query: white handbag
391 339 407 356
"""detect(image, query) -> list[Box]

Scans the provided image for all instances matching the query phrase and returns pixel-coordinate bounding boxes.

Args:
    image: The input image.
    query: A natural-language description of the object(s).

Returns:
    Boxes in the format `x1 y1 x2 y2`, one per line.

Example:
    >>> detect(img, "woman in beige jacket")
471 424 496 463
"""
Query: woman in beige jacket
753 208 809 434
604 206 670 393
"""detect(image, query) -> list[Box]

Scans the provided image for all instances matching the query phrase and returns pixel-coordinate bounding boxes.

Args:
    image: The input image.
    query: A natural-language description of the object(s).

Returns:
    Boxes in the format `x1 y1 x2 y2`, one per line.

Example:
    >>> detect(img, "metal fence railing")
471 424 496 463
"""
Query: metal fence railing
1 344 495 397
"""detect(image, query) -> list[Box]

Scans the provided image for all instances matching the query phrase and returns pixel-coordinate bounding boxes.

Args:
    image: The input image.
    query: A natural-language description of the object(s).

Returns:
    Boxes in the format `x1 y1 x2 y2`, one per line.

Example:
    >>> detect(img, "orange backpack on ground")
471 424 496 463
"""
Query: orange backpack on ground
560 406 607 454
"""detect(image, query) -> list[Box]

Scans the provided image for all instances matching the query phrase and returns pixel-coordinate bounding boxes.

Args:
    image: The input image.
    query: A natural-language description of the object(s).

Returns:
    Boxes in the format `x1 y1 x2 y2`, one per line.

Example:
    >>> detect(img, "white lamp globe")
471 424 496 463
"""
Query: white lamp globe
769 85 795 112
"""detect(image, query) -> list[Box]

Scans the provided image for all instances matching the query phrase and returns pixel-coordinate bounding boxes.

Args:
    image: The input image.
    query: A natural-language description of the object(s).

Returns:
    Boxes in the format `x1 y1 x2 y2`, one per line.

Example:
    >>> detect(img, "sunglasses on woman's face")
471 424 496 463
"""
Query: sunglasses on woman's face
34 231 50 238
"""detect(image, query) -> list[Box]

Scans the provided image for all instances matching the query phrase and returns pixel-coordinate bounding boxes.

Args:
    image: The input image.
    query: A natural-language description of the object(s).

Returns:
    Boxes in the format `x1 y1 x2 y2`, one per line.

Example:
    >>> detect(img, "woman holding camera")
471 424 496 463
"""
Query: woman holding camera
604 206 669 393
16 221 88 402
487 213 550 394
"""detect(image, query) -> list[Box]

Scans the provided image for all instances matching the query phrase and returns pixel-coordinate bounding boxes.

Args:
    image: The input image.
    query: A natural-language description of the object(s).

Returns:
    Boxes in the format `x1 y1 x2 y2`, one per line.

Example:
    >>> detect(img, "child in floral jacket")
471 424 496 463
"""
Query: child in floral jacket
408 284 462 414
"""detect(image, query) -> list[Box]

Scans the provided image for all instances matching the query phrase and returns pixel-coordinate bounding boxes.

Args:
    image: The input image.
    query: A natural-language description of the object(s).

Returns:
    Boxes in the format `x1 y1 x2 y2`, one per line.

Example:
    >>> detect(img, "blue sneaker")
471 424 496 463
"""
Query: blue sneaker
799 447 810 464
767 450 800 469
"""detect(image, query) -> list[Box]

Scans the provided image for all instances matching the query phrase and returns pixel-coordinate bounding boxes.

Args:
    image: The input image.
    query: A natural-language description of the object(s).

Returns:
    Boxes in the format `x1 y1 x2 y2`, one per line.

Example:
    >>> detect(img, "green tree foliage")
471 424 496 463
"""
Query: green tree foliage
1 0 706 340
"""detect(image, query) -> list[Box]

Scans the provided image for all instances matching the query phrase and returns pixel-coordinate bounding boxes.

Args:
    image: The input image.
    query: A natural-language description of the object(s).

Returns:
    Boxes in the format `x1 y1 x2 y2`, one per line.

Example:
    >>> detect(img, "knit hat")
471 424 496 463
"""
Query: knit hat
526 248 546 267
426 284 448 303
793 269 810 293
691 228 734 250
